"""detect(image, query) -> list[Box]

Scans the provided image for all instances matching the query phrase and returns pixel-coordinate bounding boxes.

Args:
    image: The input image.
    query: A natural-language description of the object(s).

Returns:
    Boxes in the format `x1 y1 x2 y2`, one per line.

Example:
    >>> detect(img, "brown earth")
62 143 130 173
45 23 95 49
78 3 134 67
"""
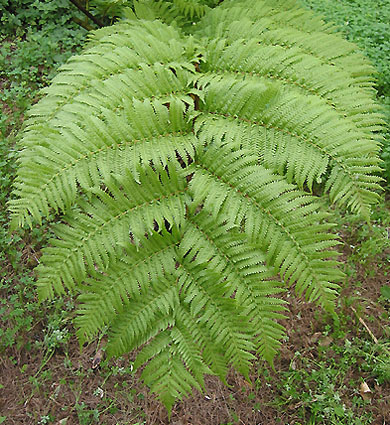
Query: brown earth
1 234 389 425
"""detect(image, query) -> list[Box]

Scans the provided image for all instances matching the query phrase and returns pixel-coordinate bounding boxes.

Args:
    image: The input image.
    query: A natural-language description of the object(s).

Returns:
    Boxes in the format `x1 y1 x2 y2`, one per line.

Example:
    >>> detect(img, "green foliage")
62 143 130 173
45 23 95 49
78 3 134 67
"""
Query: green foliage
0 0 86 243
381 285 390 301
1 0 83 37
0 0 85 355
337 203 390 268
0 0 86 227
271 326 390 424
9 0 383 410
262 299 389 425
299 0 390 97
273 344 374 424
0 0 86 84
379 97 390 181
89 0 221 26
0 274 36 350
75 402 100 424
299 0 390 181
0 0 86 104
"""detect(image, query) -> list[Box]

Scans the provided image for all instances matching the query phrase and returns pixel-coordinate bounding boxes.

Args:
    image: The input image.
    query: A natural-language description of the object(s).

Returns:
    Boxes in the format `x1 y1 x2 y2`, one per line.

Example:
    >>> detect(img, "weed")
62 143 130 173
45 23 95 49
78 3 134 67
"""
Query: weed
0 274 39 350
75 402 100 424
337 203 390 270
267 312 389 424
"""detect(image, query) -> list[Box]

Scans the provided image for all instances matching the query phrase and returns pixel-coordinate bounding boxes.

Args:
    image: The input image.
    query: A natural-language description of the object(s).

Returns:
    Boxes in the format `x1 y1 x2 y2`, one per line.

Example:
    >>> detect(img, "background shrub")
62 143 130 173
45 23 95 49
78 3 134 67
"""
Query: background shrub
300 0 390 96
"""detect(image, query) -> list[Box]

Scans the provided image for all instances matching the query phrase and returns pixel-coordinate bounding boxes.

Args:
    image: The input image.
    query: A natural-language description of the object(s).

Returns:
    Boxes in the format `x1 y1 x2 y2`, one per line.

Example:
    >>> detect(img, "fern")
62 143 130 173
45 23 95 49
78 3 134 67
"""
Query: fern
90 0 220 26
10 0 383 410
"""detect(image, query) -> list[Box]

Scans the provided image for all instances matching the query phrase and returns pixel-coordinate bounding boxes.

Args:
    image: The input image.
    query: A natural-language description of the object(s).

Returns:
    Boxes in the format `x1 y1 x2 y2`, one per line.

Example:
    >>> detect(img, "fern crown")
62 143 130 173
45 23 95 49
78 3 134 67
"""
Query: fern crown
10 0 383 410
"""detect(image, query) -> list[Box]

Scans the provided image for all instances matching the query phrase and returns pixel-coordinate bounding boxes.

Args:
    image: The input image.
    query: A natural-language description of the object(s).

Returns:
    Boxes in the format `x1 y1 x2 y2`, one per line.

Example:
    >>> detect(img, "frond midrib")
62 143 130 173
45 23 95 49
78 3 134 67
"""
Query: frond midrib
38 130 190 195
178 261 252 370
37 187 186 295
11 130 193 225
185 216 244 284
197 21 375 77
76 245 179 338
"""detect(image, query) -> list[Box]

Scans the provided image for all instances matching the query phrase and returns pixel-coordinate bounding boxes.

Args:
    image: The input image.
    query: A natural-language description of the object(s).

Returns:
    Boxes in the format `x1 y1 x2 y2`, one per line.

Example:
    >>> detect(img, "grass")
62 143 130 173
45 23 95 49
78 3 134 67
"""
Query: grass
0 1 389 424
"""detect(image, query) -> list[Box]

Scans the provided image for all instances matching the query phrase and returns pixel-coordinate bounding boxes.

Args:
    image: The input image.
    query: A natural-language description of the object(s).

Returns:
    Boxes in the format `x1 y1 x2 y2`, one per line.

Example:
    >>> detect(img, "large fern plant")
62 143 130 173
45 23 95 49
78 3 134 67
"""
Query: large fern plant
10 0 383 410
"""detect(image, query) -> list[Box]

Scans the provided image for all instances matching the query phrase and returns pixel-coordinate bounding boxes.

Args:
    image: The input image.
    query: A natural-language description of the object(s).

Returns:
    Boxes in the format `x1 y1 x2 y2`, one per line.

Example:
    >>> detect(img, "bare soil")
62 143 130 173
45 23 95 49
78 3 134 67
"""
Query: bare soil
1 235 389 425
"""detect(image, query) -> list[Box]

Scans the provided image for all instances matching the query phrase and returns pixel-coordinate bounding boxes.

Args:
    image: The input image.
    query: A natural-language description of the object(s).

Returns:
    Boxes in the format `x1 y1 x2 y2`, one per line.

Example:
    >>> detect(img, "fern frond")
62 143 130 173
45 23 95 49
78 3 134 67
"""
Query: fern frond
75 227 181 342
100 256 254 406
36 164 188 299
195 114 330 191
196 2 377 84
177 260 256 378
195 73 382 217
189 144 343 308
76 215 285 402
201 37 381 132
197 0 336 38
99 242 256 375
139 338 205 411
171 0 210 20
178 211 287 363
90 0 218 29
33 21 193 126
10 98 196 228
9 19 196 228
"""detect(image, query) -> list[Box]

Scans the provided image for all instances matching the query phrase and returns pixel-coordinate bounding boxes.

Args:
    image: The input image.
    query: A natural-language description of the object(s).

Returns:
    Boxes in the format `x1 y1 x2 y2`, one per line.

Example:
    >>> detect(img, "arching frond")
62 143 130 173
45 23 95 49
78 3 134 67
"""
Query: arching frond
195 72 382 217
36 164 188 299
189 144 343 309
90 0 220 26
178 211 287 363
75 227 181 342
10 98 196 228
9 19 197 228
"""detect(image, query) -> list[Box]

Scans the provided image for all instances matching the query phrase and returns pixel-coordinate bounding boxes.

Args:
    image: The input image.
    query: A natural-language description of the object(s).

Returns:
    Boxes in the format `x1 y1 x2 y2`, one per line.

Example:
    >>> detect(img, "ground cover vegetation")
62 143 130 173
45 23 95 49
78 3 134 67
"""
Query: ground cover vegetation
0 0 389 424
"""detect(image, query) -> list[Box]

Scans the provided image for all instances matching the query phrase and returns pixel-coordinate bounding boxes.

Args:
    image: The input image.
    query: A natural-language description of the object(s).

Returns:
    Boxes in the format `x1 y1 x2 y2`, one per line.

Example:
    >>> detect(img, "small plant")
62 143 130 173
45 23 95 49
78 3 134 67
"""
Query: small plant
0 274 38 350
10 0 383 410
75 402 100 424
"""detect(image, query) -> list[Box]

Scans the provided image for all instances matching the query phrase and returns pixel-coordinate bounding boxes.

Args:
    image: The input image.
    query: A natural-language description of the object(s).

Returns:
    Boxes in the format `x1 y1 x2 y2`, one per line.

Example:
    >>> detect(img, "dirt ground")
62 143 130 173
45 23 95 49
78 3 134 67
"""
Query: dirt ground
1 233 390 425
